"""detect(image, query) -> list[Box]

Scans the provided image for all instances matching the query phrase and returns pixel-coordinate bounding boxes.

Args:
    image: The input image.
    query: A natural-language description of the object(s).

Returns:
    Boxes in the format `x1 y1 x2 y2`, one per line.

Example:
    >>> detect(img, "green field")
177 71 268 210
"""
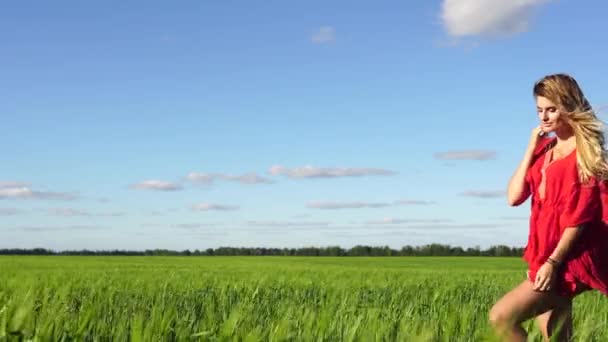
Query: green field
1 256 607 341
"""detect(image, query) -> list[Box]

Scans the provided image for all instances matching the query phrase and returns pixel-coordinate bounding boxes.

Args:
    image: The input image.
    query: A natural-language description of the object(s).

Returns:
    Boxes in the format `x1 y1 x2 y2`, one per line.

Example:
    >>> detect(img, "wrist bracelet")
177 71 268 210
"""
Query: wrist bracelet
547 257 561 267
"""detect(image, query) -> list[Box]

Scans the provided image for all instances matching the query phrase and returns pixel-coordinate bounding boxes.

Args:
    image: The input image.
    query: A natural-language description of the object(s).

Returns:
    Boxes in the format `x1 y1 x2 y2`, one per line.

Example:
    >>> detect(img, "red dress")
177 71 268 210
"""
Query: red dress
520 136 608 297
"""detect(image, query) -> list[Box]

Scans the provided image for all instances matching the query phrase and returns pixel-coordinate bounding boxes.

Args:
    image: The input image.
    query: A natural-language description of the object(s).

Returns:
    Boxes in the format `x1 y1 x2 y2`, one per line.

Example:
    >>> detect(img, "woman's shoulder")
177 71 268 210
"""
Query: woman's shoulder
529 136 556 166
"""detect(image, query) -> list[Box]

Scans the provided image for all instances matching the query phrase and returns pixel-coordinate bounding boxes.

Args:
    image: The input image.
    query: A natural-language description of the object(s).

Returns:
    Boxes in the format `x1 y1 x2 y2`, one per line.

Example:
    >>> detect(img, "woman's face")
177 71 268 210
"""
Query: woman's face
536 96 566 133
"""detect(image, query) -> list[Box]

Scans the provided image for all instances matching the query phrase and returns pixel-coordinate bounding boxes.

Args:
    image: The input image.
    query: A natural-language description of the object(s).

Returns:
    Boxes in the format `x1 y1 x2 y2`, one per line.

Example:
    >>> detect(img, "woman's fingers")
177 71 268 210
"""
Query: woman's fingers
534 274 543 289
534 275 552 291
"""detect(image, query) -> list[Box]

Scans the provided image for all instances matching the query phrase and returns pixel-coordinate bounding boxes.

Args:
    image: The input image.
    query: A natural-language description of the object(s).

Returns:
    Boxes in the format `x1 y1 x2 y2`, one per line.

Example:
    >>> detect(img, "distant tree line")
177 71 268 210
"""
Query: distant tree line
0 244 524 257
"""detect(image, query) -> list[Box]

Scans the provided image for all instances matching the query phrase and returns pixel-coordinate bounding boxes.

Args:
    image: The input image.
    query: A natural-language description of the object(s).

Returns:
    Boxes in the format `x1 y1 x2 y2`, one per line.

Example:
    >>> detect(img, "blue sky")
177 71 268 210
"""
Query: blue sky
2 0 607 251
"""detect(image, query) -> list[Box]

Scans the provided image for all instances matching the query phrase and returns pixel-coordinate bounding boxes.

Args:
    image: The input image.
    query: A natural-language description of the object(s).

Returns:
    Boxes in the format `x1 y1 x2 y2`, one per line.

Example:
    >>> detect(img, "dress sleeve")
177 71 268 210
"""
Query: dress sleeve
600 180 608 224
559 177 600 231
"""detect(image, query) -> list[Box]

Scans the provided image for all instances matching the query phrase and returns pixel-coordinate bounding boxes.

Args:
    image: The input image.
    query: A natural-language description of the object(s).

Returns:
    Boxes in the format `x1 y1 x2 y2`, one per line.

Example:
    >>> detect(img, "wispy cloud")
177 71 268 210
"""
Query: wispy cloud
403 223 506 229
307 198 435 209
97 211 127 217
0 181 30 188
307 201 392 209
47 208 127 217
140 223 164 228
364 218 451 225
192 203 240 211
441 0 551 38
48 208 90 217
18 225 108 232
247 220 331 228
129 180 183 191
172 223 221 229
0 182 78 200
186 172 274 185
460 190 505 198
0 208 21 216
497 216 528 221
269 165 397 179
434 150 496 161
311 26 336 44
394 200 436 205
323 230 425 238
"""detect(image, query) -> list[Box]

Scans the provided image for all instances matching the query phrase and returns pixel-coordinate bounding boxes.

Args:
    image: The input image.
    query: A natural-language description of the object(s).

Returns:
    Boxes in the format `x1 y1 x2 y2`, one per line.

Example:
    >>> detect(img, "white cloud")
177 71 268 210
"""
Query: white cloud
0 181 30 189
0 187 31 199
0 182 78 200
307 201 392 209
441 0 551 38
186 172 273 185
497 216 528 221
403 223 507 229
185 173 214 185
192 203 240 211
306 199 435 210
48 208 127 217
172 223 220 229
97 211 127 217
18 225 107 232
365 218 451 225
48 208 91 217
0 208 21 215
129 180 183 191
269 165 397 179
460 190 505 198
247 220 331 228
434 150 496 161
394 200 436 205
311 26 336 44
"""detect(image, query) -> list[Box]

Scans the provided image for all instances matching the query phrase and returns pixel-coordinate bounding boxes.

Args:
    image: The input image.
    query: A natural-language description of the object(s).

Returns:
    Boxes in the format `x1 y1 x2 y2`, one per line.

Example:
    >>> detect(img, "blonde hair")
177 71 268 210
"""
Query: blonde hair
533 73 608 183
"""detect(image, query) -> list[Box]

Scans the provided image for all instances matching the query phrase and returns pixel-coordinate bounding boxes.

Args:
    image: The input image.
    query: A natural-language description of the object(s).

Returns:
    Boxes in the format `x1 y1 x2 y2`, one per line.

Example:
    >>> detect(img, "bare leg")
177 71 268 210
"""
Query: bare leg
489 280 572 342
535 302 573 342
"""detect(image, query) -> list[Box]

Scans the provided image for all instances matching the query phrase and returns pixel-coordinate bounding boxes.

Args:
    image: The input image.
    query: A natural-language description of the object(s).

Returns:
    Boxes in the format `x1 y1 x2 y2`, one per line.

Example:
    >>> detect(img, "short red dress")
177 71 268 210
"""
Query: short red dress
519 136 608 297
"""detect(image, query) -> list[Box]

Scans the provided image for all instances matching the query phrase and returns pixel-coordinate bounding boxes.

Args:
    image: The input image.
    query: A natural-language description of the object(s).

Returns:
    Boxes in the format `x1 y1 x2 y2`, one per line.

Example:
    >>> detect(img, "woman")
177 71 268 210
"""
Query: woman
489 73 608 341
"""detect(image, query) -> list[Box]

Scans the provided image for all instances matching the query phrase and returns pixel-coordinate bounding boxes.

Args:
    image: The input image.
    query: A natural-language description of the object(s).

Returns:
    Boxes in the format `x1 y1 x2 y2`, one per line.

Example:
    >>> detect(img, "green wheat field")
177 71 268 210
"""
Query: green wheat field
1 256 607 341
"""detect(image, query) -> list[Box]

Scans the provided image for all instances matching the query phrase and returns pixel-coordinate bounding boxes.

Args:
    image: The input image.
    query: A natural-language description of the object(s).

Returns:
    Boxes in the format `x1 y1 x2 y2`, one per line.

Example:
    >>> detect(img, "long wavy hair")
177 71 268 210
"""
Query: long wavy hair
533 73 608 183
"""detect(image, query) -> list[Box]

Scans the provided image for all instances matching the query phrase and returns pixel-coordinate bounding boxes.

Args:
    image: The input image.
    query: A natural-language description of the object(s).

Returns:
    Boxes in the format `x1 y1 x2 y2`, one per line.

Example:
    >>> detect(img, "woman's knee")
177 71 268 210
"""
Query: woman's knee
489 303 516 327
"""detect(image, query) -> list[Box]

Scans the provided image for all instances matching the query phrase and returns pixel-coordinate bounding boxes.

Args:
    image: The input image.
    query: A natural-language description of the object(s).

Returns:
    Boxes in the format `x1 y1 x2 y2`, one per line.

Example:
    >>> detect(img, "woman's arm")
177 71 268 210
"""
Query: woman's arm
507 127 543 206
549 226 584 263
534 226 584 291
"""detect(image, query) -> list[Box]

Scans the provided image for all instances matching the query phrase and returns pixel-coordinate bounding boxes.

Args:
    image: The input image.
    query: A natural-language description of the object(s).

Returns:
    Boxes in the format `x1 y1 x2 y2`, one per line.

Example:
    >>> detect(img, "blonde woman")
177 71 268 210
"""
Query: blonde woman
489 74 608 341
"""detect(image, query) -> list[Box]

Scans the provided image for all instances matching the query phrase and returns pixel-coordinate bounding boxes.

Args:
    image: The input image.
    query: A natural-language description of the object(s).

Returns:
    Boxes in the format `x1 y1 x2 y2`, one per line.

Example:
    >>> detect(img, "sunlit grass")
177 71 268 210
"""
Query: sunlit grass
1 256 606 341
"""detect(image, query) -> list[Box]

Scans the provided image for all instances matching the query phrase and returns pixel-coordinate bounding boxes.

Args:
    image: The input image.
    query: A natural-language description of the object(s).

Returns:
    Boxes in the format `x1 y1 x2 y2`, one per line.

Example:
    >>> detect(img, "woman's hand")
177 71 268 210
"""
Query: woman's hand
533 262 557 292
528 126 544 151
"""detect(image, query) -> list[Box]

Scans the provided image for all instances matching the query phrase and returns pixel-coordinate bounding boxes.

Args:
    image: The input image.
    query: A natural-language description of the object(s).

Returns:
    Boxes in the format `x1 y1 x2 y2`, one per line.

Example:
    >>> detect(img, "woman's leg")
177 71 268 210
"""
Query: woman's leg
535 301 573 342
489 280 572 341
